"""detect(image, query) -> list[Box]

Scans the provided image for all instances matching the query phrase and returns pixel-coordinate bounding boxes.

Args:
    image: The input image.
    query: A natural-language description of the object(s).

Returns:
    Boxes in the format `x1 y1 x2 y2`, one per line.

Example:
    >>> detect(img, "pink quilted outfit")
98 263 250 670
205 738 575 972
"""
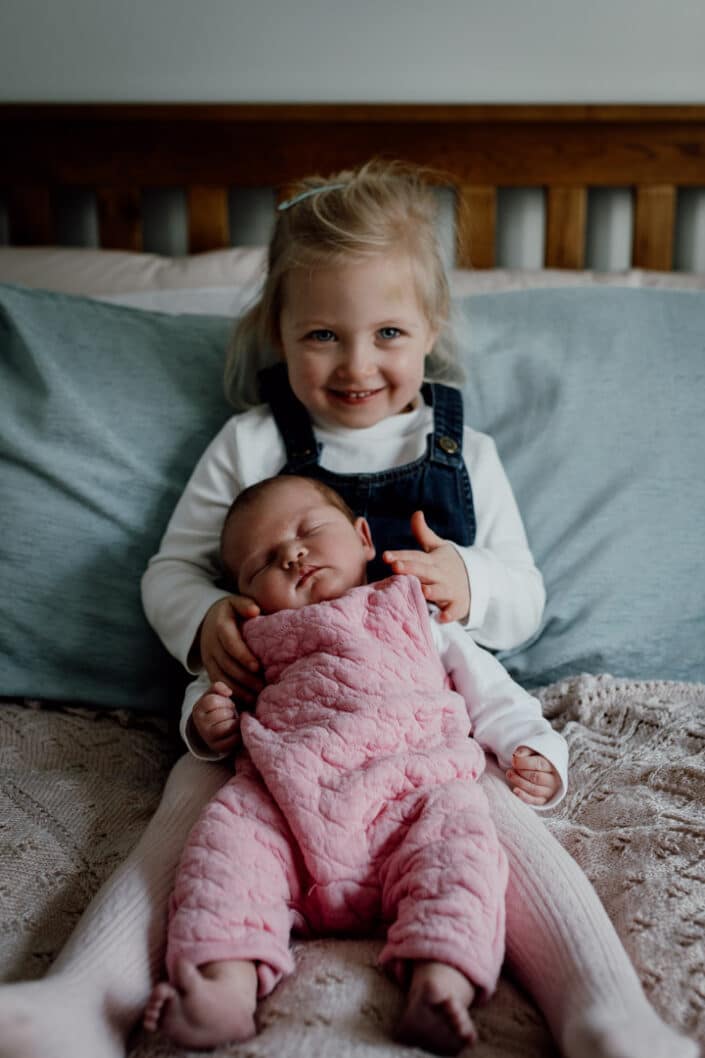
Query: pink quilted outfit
166 576 508 998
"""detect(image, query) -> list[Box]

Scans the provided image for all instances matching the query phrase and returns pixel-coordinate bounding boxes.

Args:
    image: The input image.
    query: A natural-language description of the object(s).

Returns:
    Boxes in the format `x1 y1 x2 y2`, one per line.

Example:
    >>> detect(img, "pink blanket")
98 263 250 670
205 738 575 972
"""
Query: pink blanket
167 577 507 996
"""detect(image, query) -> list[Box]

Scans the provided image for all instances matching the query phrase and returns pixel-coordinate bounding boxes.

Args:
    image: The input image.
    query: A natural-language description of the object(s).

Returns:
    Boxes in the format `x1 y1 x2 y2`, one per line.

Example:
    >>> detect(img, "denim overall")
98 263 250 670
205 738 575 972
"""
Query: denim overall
259 363 476 581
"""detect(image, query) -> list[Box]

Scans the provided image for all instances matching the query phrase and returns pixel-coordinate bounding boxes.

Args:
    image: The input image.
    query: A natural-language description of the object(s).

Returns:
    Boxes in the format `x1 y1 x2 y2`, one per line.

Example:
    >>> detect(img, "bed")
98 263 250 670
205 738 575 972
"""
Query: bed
1 104 704 1057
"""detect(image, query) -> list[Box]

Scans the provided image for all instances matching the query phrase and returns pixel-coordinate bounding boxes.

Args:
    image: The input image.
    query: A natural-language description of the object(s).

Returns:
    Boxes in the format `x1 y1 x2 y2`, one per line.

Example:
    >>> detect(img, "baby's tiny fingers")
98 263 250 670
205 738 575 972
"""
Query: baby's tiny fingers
208 715 239 737
513 787 549 806
208 732 240 753
514 767 556 788
507 769 550 795
512 749 553 769
435 597 467 623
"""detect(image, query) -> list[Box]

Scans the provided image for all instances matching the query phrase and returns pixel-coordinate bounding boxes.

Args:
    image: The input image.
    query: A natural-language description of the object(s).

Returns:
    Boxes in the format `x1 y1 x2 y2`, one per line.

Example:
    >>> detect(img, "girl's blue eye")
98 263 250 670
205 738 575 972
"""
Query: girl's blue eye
379 327 401 340
308 329 336 342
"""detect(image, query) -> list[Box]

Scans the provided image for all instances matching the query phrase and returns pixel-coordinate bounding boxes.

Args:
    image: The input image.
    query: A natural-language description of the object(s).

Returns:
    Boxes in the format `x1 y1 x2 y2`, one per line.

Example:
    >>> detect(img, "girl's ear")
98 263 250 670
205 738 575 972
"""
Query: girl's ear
354 517 376 561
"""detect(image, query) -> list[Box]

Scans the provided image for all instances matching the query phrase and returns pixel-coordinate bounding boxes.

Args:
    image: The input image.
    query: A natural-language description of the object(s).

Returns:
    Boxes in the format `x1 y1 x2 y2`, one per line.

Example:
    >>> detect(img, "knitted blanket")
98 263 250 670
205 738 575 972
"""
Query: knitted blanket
1 674 703 1056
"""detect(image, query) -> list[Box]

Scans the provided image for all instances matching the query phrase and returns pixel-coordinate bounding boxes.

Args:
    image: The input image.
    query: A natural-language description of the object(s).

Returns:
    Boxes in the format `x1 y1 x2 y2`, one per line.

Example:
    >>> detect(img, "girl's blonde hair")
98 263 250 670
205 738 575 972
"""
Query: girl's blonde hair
224 159 461 410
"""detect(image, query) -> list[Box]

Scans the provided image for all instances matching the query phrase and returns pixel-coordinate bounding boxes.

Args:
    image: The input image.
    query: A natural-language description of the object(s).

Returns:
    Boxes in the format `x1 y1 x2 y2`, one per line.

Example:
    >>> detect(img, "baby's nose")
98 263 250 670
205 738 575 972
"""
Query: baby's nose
280 541 307 567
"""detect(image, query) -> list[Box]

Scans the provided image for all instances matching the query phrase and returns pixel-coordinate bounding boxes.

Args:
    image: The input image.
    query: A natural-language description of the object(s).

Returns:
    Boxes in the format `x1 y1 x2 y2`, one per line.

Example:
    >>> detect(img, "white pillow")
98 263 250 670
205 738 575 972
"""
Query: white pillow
1 246 703 319
449 267 705 295
0 246 266 296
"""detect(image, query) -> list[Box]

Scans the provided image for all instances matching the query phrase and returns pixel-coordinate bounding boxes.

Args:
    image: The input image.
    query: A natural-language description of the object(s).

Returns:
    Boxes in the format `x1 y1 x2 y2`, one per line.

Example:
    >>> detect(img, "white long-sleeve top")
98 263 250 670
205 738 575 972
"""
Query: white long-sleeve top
141 395 545 672
181 608 567 811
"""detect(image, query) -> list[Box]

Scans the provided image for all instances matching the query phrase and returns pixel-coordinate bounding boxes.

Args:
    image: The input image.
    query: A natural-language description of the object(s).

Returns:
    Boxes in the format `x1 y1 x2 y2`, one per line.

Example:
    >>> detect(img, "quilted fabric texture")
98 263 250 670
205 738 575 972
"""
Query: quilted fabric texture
166 577 505 997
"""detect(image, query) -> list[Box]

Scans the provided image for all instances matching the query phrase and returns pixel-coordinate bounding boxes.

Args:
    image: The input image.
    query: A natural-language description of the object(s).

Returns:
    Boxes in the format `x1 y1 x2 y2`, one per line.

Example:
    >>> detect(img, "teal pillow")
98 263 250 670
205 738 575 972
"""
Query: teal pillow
457 287 705 686
2 283 703 711
0 284 233 712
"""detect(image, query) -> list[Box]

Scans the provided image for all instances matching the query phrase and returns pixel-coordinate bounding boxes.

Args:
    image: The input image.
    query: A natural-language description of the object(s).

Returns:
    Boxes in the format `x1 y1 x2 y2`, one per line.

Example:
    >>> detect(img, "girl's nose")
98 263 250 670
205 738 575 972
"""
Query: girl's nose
336 341 375 378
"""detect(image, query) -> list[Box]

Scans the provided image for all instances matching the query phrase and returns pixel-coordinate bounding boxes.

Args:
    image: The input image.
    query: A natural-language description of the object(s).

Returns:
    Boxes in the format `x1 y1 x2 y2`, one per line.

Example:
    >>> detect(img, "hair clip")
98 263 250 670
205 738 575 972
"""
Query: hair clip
277 183 347 212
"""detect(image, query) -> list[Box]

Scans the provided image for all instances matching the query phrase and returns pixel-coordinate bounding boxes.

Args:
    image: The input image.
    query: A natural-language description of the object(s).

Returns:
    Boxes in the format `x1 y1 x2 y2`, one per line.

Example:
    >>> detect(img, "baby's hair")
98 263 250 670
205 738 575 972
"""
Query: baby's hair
220 475 357 588
224 158 462 410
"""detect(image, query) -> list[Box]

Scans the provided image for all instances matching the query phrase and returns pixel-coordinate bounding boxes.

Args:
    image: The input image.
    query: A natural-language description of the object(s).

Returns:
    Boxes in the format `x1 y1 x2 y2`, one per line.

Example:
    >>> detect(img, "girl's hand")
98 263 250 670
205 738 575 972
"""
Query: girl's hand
382 510 471 623
506 747 560 806
192 680 241 754
198 595 264 706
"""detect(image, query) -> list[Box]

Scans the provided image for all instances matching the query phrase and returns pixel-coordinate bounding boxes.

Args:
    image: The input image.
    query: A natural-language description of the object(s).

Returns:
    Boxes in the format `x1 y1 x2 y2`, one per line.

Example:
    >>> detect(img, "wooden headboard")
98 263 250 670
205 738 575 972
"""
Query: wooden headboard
2 103 705 269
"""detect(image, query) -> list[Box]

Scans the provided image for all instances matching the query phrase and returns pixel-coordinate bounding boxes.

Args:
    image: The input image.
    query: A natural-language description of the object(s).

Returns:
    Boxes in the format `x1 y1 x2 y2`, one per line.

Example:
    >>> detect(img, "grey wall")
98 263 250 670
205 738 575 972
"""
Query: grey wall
2 0 705 103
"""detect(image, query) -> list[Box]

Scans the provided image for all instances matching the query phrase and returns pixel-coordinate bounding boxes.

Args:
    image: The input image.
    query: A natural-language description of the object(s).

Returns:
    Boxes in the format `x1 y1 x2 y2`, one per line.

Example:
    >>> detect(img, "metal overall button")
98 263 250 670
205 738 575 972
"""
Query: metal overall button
438 435 459 454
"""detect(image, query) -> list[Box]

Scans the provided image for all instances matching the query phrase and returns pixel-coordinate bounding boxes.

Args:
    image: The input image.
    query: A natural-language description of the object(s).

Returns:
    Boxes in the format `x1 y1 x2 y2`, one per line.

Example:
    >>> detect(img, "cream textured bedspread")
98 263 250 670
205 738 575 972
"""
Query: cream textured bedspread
1 674 703 1056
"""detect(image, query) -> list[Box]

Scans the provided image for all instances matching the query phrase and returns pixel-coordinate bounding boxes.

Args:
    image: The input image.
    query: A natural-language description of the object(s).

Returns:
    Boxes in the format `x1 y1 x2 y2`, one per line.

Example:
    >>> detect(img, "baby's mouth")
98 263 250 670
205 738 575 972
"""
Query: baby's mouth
296 566 319 588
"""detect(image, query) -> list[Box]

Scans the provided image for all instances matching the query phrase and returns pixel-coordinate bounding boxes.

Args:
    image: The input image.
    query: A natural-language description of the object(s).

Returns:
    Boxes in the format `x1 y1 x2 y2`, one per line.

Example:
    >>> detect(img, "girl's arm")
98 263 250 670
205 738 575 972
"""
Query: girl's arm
458 429 545 651
431 618 568 810
142 408 284 675
141 420 242 671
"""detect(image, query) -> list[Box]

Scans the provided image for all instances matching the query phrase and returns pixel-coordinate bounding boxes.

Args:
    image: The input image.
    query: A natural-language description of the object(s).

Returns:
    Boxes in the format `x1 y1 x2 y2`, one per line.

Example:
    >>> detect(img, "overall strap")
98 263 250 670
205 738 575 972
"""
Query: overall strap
426 382 465 466
258 363 319 471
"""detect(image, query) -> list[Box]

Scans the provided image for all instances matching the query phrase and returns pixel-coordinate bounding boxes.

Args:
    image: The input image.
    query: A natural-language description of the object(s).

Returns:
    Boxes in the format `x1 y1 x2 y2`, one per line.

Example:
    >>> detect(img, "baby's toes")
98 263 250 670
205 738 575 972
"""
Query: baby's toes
144 982 177 1031
443 997 478 1046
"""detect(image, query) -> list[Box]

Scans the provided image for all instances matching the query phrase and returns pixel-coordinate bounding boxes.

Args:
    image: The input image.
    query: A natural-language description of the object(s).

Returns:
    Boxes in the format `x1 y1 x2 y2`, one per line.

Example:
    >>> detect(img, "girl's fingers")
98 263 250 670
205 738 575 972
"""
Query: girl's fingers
409 510 445 551
219 633 261 675
206 660 259 703
229 594 261 619
212 646 263 689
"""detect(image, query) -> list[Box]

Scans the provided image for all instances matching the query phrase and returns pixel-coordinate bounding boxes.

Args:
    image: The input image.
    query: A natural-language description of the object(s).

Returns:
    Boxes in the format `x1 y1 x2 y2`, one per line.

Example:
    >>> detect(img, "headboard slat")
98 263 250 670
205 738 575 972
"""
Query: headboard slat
633 185 676 270
545 187 587 269
456 186 496 269
7 187 54 245
96 188 143 251
187 187 230 253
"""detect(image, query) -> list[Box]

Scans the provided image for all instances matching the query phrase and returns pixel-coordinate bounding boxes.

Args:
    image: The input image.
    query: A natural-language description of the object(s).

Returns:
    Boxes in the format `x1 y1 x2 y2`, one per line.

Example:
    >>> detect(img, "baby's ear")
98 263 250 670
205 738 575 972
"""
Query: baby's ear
355 517 376 560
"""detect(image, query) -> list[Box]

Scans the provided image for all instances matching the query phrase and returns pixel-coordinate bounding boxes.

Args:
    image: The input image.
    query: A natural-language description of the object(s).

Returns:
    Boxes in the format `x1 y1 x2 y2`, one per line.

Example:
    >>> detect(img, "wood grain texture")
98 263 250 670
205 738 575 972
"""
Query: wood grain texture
2 104 704 264
633 185 676 270
546 187 587 268
456 185 496 268
187 186 230 252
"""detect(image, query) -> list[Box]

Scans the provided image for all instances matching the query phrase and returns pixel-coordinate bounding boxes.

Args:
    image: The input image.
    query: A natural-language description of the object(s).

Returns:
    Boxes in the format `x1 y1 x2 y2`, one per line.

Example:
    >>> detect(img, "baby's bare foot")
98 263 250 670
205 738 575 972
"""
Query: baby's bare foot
396 961 477 1056
144 957 258 1049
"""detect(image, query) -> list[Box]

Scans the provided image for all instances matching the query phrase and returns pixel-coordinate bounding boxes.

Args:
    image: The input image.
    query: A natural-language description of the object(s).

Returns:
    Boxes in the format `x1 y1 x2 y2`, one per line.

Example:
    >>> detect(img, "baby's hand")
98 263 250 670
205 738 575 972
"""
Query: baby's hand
382 511 471 623
199 595 264 707
506 747 560 806
192 680 241 755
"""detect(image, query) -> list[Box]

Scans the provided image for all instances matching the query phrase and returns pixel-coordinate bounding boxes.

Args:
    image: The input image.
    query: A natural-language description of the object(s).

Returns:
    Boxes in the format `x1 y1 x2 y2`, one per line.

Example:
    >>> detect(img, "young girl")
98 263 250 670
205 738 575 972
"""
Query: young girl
0 162 696 1058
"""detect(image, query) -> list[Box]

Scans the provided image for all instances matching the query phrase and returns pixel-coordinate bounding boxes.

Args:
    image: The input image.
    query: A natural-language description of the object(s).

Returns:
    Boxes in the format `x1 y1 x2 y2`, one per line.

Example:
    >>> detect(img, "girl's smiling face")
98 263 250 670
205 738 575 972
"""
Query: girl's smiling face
278 253 438 429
